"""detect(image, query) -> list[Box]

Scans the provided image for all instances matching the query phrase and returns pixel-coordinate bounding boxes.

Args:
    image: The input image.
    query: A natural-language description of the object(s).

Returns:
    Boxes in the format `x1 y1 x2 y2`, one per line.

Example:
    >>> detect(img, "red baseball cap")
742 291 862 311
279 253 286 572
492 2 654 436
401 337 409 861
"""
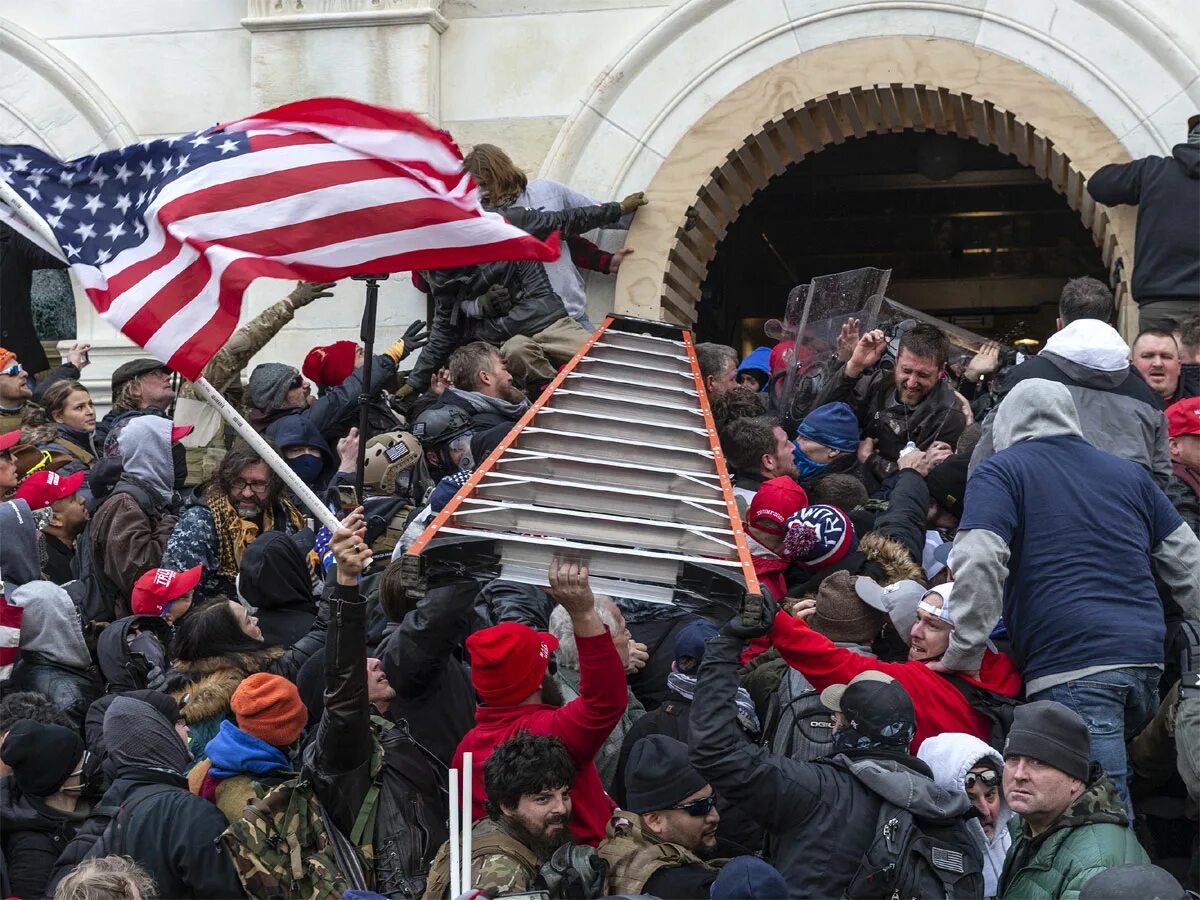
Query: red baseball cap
1166 397 1200 438
466 622 559 706
131 565 202 617
748 476 809 535
14 469 86 510
0 430 20 453
171 424 194 443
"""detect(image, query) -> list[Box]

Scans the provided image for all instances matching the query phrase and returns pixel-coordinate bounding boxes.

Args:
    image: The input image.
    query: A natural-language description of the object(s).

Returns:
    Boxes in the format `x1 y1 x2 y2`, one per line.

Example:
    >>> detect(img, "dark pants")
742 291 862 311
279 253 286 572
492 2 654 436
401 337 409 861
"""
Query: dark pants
1139 299 1199 332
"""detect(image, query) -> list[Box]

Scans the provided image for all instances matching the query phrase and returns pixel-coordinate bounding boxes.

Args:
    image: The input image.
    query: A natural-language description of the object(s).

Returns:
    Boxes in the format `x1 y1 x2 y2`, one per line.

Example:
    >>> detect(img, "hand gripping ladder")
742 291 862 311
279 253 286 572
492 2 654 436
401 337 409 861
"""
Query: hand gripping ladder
403 315 762 611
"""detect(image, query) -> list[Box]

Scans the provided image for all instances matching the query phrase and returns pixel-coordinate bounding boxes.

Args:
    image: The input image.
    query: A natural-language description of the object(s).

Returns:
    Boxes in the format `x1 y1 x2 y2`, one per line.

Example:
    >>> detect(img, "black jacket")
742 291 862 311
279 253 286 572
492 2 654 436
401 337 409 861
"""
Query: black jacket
0 223 67 373
6 651 103 731
814 365 966 485
688 632 972 898
306 584 450 899
377 579 478 766
238 530 319 649
1088 143 1200 302
408 202 625 392
0 779 86 900
45 767 242 900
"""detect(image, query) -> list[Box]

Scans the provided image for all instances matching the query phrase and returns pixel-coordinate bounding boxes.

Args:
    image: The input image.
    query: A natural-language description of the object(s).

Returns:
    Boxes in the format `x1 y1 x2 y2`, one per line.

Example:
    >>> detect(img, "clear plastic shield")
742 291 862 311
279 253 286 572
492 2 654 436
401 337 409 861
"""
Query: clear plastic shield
773 267 891 429
876 297 991 374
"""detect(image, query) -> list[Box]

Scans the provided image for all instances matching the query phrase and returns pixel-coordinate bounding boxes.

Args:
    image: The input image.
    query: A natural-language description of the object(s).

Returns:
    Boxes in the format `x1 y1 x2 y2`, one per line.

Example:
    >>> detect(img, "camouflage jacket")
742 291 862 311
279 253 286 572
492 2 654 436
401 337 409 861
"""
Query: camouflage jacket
998 766 1149 899
179 298 296 404
424 817 541 899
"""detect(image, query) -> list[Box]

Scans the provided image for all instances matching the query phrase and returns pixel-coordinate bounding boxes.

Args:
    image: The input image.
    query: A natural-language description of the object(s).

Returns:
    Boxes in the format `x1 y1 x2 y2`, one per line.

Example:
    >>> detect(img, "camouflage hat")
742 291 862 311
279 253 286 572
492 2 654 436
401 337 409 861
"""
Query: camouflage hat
363 431 421 495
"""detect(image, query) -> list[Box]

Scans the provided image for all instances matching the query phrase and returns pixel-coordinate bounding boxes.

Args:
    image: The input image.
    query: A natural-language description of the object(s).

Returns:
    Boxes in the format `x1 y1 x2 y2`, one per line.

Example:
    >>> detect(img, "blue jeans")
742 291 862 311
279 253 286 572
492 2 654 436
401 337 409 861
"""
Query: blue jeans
1029 666 1161 817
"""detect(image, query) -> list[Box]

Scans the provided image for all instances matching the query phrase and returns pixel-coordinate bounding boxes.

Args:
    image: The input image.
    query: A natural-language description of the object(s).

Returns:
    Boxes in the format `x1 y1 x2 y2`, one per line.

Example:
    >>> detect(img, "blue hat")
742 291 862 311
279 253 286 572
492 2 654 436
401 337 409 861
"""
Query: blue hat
797 402 861 454
710 856 789 900
737 347 772 386
429 469 471 513
673 619 719 664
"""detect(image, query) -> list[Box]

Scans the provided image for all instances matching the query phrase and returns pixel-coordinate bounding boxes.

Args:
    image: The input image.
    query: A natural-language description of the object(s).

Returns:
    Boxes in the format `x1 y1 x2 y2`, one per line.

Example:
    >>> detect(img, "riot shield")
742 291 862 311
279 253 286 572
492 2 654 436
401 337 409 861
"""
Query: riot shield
773 267 891 432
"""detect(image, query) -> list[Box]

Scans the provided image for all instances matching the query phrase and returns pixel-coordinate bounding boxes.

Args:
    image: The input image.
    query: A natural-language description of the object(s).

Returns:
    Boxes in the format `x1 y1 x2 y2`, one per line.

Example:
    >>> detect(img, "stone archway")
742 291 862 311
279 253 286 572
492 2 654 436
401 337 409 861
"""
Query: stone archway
662 83 1127 327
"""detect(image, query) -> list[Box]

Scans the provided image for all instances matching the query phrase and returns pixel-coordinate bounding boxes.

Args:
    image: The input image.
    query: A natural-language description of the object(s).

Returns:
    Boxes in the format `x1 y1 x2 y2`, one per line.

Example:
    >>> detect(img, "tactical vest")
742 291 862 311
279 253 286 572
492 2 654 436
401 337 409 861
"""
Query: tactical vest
597 812 714 897
424 817 541 900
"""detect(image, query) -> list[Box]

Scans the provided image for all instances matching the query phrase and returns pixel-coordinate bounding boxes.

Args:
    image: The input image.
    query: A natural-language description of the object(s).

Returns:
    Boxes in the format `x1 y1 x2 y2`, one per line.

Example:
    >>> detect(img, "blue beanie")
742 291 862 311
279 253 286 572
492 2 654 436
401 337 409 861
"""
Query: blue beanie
429 469 471 513
797 402 860 454
710 856 789 900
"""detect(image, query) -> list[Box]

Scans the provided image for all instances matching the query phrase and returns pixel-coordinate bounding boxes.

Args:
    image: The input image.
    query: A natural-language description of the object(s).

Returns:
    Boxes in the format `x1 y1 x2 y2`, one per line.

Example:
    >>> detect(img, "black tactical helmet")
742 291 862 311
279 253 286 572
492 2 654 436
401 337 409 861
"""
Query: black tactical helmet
412 405 473 449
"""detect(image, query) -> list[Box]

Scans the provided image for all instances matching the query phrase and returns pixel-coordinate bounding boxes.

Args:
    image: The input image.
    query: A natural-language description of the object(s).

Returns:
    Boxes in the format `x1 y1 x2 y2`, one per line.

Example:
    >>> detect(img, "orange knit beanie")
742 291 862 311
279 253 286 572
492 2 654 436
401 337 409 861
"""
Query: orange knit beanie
230 672 308 747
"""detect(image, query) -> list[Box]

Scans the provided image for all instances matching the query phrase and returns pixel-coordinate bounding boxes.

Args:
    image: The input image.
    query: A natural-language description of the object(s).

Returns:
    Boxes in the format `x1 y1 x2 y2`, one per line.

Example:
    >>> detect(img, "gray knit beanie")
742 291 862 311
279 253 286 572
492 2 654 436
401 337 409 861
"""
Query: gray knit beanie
248 363 300 412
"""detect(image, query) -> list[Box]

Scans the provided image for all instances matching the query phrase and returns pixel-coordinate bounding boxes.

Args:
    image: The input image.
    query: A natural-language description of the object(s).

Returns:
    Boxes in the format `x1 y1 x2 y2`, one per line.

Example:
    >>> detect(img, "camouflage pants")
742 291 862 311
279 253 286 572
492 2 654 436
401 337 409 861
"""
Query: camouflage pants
1129 682 1200 812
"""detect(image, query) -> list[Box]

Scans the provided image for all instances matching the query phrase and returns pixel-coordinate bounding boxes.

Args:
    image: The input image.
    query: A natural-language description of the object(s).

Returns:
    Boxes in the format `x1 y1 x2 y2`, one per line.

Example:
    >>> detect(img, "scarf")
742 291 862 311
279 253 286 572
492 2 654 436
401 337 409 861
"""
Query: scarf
444 386 531 420
668 670 760 734
205 485 304 580
206 719 292 779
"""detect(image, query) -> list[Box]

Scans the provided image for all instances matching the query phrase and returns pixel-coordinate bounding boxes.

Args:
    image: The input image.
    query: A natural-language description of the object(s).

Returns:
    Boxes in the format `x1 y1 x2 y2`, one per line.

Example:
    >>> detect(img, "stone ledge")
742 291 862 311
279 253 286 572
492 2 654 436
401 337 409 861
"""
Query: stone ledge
241 8 449 34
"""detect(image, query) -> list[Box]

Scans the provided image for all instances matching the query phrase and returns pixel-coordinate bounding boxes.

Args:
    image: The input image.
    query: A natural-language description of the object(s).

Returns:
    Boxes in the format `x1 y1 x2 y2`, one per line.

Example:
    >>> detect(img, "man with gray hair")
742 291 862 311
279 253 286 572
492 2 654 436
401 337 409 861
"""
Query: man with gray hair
695 343 739 398
549 596 646 793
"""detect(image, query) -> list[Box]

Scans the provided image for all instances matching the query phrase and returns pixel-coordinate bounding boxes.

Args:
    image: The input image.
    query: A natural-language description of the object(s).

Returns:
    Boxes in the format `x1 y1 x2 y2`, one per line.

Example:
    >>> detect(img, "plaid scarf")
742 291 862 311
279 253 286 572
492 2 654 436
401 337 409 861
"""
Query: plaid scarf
205 485 303 580
667 670 760 735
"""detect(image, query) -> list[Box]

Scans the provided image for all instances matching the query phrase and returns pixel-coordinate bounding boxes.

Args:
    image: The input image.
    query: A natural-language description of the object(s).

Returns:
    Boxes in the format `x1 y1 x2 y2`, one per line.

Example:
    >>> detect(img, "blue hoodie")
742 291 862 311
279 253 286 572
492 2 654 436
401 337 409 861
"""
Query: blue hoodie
270 414 337 487
737 346 772 391
206 719 291 779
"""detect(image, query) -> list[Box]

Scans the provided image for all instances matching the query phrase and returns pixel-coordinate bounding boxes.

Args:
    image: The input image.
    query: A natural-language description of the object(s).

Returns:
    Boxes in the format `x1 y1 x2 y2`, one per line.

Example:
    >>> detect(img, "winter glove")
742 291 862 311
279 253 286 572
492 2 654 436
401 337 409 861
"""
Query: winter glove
719 587 778 640
478 284 514 318
394 382 416 401
620 191 648 215
383 320 430 364
288 280 336 309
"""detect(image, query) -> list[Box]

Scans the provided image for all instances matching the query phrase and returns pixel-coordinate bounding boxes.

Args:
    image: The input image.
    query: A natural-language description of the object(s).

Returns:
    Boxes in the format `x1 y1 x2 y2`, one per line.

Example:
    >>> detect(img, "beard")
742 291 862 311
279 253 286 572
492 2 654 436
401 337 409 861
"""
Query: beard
499 383 528 404
540 673 565 709
235 499 264 519
505 812 575 862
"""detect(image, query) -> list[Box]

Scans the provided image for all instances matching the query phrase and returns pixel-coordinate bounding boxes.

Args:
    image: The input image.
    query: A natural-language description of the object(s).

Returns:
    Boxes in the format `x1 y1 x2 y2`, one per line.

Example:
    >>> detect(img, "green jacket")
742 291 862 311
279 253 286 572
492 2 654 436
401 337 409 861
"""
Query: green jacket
998 769 1149 900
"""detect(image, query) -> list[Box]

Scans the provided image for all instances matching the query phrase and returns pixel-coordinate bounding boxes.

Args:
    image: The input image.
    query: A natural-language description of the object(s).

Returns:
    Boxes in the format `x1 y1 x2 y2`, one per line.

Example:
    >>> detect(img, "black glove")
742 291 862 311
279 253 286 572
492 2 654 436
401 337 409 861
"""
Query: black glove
478 284 513 318
402 318 430 353
719 587 777 640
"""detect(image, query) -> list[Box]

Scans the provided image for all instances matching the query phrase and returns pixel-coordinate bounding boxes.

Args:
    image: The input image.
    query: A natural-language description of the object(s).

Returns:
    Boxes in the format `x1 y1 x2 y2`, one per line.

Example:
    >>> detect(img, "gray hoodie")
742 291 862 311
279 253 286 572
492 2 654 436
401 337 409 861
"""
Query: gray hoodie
0 499 44 592
104 696 193 774
12 580 92 670
117 415 175 508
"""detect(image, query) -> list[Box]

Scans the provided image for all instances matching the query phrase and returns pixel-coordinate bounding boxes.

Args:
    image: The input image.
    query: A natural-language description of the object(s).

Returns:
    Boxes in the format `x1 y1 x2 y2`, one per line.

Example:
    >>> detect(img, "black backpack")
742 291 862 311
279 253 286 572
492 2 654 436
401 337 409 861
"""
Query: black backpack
836 761 984 900
943 674 1024 752
762 668 839 762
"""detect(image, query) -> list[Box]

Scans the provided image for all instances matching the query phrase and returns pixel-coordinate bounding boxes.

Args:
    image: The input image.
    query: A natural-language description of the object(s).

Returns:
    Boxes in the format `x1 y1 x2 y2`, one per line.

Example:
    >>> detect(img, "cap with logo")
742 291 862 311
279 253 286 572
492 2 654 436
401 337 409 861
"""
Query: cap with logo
13 469 86 510
131 565 203 617
918 583 956 629
820 669 895 713
1166 396 1200 438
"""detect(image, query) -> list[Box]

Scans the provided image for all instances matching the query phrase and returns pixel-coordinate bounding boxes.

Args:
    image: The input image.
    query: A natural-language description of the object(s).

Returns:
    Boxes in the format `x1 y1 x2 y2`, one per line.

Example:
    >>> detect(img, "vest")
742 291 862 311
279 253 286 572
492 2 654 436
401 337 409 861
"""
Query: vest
597 811 715 897
423 817 540 900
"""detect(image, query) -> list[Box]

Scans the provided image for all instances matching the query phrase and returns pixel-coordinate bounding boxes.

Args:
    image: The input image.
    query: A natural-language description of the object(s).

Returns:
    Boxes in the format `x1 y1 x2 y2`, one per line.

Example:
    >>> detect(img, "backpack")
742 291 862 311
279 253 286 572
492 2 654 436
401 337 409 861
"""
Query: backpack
761 668 839 762
222 742 384 900
76 483 163 623
83 783 180 862
836 761 984 900
943 674 1024 752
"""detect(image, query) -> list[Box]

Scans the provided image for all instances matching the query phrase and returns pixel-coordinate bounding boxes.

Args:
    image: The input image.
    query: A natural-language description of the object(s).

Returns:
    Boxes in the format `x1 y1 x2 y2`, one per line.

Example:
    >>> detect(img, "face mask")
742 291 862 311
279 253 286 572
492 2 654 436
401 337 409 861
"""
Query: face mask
286 454 324 485
793 442 828 479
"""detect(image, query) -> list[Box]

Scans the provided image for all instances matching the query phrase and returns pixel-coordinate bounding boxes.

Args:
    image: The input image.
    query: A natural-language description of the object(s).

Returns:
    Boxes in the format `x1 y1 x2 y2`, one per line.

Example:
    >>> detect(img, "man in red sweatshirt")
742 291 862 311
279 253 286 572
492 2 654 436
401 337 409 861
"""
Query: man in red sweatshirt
773 581 1021 750
454 558 628 847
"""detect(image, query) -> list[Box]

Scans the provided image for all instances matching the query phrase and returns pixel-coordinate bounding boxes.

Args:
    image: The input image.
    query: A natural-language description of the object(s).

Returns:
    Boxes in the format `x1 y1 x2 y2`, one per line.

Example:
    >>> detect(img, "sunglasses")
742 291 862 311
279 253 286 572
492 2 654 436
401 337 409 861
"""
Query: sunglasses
964 770 1001 790
671 795 717 817
24 449 53 475
1 363 22 377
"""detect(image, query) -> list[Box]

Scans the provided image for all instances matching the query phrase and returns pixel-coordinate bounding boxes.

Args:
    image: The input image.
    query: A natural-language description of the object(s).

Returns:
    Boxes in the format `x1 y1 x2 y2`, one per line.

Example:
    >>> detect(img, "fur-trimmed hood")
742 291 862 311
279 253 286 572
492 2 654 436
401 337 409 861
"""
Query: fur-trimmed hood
19 422 59 447
859 531 927 586
167 648 283 724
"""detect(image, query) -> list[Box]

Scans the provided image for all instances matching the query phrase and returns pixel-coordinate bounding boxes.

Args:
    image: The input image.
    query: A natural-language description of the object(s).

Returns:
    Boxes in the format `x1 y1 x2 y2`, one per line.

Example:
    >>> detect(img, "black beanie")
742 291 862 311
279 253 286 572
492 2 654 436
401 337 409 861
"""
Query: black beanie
0 719 84 796
624 735 707 814
925 453 970 520
1004 700 1090 782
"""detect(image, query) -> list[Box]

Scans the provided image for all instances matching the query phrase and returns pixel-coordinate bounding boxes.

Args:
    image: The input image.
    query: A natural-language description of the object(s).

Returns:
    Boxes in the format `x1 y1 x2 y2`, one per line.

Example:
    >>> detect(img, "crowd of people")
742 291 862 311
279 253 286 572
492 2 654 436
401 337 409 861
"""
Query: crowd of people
0 133 1198 900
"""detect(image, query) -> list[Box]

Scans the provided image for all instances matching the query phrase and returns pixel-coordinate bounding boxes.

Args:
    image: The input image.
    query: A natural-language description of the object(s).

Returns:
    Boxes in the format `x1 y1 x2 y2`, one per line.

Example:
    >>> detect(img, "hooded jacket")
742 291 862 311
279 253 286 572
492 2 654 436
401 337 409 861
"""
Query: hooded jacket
7 581 102 729
971 319 1171 486
46 697 244 900
689 632 979 898
237 530 318 648
947 379 1200 681
0 500 42 593
0 777 88 900
997 765 1149 899
1087 142 1200 303
187 719 295 823
918 732 1013 896
270 413 338 487
88 416 179 614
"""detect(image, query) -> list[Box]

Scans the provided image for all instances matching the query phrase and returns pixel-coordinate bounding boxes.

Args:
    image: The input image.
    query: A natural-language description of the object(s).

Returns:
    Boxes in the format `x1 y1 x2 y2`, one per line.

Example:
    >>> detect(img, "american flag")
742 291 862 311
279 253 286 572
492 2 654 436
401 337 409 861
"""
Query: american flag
0 98 560 380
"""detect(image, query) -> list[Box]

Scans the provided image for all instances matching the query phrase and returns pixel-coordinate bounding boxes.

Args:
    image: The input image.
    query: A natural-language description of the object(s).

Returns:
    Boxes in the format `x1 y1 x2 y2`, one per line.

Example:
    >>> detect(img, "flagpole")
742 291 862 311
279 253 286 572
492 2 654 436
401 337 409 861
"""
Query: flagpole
350 274 384 504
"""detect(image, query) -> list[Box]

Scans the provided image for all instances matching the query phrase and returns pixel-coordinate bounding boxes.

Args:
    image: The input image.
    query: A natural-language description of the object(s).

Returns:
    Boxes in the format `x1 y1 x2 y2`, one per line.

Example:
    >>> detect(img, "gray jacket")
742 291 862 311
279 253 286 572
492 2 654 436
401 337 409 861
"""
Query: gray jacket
971 320 1170 487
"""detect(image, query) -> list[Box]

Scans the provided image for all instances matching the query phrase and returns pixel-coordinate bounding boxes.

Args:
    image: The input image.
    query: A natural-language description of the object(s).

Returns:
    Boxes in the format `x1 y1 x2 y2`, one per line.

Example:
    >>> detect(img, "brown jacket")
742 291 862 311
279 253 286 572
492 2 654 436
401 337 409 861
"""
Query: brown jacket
89 490 177 618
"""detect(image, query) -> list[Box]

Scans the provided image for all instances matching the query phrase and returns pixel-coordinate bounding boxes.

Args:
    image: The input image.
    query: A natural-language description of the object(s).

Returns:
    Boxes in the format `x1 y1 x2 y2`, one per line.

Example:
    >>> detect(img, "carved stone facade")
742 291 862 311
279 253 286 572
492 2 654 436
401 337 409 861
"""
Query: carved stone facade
1 0 1196 409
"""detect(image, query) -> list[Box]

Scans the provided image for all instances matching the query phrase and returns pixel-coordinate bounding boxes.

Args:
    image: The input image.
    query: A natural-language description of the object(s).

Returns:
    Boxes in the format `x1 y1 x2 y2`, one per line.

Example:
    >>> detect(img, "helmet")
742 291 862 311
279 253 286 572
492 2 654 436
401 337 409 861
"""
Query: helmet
412 406 473 448
362 431 422 496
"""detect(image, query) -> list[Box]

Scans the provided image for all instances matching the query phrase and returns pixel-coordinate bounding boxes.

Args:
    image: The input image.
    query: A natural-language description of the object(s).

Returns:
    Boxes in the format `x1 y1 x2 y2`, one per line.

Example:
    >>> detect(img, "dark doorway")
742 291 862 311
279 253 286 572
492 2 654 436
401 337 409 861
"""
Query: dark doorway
698 130 1108 352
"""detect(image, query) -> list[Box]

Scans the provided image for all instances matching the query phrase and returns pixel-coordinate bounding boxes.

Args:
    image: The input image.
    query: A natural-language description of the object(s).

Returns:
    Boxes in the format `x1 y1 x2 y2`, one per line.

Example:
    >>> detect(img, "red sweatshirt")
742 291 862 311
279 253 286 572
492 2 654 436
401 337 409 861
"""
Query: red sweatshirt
453 628 628 846
771 613 1021 751
742 554 789 664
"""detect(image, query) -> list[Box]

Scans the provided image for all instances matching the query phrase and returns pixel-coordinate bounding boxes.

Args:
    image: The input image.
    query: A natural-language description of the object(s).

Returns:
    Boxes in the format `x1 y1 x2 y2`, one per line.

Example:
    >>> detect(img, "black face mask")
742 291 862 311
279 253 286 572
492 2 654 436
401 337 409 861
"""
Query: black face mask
172 441 188 491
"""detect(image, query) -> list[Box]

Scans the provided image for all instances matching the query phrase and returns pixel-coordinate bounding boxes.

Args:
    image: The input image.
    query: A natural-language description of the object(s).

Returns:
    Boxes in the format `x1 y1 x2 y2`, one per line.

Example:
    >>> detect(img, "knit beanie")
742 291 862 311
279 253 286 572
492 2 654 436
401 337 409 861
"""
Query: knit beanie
783 505 857 569
797 402 861 454
1004 700 1090 782
0 719 83 797
925 453 970 520
809 570 885 644
709 856 789 900
247 362 301 412
467 622 558 706
302 341 357 389
231 672 309 747
624 735 707 814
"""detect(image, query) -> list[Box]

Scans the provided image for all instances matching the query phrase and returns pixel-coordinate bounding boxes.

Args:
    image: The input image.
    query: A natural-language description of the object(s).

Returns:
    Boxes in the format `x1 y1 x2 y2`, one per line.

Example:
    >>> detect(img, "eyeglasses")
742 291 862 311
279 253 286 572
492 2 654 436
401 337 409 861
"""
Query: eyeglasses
964 770 1001 790
670 795 717 817
1 363 22 377
231 478 271 493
